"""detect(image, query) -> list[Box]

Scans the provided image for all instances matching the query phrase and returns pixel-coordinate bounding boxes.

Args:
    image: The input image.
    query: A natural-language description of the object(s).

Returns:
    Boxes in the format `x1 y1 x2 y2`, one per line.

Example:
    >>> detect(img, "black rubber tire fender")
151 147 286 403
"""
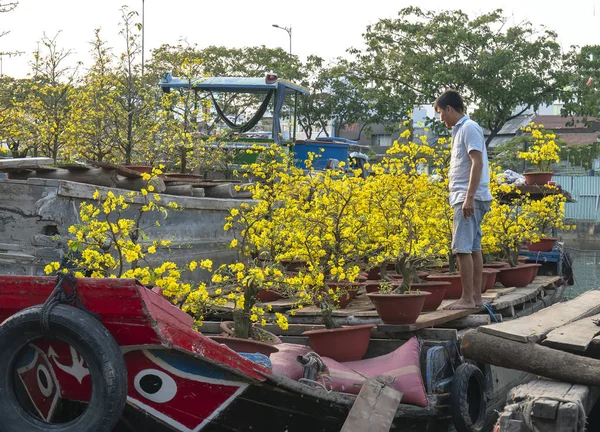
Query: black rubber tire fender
0 304 127 432
450 362 487 432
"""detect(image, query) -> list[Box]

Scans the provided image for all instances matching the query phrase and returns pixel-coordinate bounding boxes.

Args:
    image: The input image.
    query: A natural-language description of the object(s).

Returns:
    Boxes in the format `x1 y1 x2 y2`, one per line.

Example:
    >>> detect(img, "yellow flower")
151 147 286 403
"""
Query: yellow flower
147 245 157 254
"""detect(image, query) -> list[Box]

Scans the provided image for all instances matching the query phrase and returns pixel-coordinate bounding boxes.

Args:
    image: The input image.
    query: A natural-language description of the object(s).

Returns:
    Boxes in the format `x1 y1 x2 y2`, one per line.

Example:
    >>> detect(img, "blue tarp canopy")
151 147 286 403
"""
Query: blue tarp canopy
158 74 309 95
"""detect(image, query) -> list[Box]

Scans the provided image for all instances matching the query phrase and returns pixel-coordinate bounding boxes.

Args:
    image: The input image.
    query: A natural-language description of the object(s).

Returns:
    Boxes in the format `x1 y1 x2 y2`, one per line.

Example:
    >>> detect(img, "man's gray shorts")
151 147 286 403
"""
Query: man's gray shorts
452 200 492 254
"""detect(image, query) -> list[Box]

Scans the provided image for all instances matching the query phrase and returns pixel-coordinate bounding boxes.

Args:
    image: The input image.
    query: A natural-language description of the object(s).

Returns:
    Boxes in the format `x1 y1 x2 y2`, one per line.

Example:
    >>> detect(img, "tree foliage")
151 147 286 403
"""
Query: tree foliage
353 7 565 146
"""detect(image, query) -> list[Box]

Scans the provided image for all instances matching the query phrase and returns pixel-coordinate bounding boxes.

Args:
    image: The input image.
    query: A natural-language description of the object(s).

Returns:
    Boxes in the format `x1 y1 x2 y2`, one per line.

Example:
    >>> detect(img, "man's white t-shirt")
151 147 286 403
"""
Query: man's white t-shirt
448 115 493 206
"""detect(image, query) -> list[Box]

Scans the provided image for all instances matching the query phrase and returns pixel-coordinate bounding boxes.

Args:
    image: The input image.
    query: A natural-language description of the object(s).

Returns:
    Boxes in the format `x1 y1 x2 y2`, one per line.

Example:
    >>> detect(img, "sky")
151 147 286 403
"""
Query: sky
0 0 599 79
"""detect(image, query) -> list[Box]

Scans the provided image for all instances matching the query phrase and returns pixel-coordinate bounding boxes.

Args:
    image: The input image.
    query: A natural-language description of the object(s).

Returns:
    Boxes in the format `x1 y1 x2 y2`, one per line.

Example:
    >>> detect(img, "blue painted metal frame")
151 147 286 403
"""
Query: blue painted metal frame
158 74 310 95
519 250 561 263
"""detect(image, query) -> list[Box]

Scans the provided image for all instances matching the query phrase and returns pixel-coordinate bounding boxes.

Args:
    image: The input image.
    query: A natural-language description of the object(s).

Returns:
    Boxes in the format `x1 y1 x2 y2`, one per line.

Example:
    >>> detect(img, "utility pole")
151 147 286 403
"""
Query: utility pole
272 24 292 56
141 0 145 76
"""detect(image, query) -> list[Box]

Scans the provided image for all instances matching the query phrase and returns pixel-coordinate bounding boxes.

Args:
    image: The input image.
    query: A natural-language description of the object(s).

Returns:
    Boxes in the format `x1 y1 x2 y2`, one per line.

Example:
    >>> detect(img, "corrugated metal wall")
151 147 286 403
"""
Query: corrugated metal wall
553 176 600 222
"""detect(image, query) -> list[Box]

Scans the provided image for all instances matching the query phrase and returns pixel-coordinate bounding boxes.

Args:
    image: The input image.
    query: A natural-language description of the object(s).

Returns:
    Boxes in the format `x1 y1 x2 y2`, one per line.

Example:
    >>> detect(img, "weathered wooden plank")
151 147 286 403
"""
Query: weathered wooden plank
543 313 600 352
378 307 483 333
0 157 54 170
438 314 491 329
487 287 517 296
492 287 543 311
480 290 600 343
340 378 402 432
56 180 243 211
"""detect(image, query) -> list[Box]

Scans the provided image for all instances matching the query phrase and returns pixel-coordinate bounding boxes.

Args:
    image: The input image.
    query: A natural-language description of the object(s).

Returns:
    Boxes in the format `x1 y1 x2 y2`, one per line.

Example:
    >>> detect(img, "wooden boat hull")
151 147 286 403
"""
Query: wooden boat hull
0 275 564 432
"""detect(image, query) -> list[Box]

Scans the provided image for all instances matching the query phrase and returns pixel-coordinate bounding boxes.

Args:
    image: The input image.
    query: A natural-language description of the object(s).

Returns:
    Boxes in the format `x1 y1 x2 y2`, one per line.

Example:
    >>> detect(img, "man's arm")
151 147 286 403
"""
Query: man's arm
462 150 483 218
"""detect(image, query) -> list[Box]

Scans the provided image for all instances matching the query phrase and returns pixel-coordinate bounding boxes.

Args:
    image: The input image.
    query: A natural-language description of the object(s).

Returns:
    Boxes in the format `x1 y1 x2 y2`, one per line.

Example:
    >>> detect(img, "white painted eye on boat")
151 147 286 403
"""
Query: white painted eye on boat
134 369 177 404
36 364 54 397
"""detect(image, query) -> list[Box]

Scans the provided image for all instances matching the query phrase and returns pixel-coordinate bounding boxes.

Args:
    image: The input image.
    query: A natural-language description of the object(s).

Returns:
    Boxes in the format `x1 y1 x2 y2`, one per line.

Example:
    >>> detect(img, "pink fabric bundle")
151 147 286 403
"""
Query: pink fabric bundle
270 343 313 380
322 337 428 407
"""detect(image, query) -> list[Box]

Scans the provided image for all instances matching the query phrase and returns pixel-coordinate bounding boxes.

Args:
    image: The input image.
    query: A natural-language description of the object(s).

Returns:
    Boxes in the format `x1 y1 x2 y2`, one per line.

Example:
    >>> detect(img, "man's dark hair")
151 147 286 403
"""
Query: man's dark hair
434 90 465 113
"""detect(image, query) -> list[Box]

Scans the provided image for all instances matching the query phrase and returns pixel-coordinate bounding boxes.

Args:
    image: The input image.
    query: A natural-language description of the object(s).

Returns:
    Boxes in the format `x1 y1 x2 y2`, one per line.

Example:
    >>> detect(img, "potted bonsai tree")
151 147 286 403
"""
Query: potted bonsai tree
517 122 561 186
363 140 451 320
282 163 375 362
525 191 572 252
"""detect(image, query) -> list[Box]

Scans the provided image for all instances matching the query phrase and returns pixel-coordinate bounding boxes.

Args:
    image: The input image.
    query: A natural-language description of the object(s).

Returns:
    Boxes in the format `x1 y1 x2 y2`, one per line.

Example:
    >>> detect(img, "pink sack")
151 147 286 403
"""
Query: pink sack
270 343 313 380
322 337 428 407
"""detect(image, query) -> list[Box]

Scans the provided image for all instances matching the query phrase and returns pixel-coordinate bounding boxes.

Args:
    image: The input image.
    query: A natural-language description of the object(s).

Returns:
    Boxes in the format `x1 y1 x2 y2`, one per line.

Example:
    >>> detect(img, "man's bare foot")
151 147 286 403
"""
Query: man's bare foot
444 298 476 310
473 294 484 307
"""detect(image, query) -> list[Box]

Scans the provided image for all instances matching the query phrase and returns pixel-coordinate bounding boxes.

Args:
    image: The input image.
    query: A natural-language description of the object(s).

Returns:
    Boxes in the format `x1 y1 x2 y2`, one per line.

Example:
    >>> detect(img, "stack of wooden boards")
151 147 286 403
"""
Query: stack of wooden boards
0 157 252 199
209 276 563 335
462 289 600 432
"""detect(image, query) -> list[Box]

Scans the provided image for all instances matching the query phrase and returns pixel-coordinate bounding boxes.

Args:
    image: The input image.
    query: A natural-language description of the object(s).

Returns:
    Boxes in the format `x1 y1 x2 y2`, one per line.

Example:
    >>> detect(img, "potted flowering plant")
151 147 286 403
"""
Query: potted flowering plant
518 122 561 185
481 183 541 287
525 192 572 252
274 162 375 362
363 141 451 320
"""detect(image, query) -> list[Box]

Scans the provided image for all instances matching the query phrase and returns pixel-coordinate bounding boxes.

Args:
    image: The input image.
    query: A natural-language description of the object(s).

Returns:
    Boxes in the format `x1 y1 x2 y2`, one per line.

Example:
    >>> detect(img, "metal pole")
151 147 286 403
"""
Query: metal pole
293 92 298 142
288 27 292 56
141 0 145 76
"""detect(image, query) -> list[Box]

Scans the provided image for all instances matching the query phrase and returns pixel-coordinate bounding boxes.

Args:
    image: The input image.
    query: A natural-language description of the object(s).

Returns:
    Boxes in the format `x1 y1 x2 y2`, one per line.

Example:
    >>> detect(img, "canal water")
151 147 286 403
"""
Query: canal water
563 238 600 299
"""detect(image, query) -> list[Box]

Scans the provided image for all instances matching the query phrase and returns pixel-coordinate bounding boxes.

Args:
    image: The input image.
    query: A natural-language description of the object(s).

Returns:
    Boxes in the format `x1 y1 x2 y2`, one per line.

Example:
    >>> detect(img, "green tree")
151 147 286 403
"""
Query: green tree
111 6 154 164
69 29 119 162
562 45 600 127
27 32 79 161
353 7 564 146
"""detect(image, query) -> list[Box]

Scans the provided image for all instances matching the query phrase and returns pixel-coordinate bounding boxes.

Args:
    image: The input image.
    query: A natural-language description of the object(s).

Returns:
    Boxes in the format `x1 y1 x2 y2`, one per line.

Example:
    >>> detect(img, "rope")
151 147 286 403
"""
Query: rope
483 302 499 323
522 396 587 432
40 271 84 334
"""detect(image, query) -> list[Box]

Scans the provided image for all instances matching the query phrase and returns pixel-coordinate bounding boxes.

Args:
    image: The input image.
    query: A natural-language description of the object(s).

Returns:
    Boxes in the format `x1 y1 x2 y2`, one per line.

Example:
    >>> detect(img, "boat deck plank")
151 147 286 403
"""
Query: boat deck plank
543 313 600 352
480 289 600 343
378 307 483 333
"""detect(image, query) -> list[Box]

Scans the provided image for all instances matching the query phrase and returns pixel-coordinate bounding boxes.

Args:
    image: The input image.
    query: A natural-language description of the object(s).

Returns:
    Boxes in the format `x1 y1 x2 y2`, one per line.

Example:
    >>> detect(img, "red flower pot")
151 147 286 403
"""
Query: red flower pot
324 281 360 309
425 273 463 299
483 263 510 269
256 288 283 303
524 172 553 186
209 336 279 357
497 265 533 288
528 263 542 283
302 324 375 362
280 259 306 272
411 282 449 312
162 173 204 180
527 238 558 252
123 165 153 173
367 292 430 325
483 269 499 293
367 267 381 280
363 279 403 294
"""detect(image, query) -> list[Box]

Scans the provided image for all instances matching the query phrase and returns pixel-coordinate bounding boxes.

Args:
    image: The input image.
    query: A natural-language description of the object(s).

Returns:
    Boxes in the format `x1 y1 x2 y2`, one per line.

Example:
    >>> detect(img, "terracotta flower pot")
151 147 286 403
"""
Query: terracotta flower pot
324 281 360 309
302 324 375 362
366 267 381 280
123 165 153 173
367 292 430 325
524 172 553 186
256 288 283 303
218 321 282 345
209 336 279 357
483 263 510 269
410 281 449 312
528 263 542 283
497 264 533 288
483 269 500 293
279 259 306 272
363 279 403 294
527 237 558 252
162 173 204 180
425 273 463 299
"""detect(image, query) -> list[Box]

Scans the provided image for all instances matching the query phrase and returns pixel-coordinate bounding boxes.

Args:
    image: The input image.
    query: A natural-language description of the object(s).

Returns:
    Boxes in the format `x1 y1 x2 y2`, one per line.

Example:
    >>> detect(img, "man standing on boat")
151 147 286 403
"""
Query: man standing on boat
434 90 493 310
